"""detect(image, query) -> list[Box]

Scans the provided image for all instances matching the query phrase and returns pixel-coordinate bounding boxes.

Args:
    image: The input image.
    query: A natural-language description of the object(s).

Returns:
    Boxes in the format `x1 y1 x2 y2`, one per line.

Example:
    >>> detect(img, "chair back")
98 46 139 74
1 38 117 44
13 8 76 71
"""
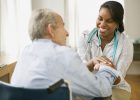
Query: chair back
0 79 71 100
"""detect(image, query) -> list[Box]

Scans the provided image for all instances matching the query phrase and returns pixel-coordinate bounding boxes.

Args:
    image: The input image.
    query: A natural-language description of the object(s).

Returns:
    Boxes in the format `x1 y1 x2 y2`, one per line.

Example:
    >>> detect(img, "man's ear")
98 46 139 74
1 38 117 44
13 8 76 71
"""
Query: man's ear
47 24 54 38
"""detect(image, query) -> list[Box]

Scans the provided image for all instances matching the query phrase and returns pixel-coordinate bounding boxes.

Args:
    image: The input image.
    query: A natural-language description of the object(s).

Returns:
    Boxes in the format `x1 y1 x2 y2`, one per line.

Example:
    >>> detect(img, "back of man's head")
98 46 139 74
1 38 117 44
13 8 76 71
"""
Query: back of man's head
28 8 59 41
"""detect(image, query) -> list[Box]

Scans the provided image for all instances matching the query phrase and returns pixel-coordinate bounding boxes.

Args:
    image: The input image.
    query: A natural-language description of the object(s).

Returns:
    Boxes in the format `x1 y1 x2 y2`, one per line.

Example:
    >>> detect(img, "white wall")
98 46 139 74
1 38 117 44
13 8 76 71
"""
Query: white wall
32 0 65 20
124 0 140 75
32 0 140 43
124 0 140 42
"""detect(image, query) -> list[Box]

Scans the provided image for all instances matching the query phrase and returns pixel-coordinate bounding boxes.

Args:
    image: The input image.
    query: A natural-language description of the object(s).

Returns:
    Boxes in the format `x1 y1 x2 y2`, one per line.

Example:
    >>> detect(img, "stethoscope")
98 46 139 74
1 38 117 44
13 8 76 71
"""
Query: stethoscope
85 28 119 63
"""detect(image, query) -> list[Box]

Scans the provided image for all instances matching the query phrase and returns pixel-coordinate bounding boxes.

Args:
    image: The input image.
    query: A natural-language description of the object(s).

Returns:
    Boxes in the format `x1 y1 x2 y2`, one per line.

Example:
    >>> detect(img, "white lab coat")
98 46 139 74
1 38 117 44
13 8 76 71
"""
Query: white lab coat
77 30 133 92
11 39 119 99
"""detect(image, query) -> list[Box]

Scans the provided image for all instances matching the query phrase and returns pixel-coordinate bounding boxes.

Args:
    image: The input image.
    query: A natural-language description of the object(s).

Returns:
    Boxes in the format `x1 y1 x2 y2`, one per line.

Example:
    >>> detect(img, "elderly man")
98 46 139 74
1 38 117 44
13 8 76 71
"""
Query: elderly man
11 8 120 100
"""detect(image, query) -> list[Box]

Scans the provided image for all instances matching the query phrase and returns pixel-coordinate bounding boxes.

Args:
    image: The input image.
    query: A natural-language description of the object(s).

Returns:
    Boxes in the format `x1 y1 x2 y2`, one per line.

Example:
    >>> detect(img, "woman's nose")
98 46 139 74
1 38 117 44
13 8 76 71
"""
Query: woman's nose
100 21 107 28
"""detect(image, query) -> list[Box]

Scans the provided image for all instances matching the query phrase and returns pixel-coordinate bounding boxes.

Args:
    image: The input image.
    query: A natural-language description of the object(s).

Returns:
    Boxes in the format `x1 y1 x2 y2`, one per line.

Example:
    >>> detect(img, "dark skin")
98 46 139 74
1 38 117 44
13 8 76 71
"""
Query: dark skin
96 8 118 51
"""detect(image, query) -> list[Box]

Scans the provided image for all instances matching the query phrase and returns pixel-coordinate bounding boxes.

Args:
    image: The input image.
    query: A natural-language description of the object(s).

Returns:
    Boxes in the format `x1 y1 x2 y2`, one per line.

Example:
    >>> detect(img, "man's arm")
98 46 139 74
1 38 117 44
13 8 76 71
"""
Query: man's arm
63 50 120 98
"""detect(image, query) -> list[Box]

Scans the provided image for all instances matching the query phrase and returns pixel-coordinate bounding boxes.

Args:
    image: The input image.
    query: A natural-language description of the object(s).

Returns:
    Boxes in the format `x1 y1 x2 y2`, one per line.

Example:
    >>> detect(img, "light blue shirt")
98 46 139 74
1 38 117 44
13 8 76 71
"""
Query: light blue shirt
11 39 119 99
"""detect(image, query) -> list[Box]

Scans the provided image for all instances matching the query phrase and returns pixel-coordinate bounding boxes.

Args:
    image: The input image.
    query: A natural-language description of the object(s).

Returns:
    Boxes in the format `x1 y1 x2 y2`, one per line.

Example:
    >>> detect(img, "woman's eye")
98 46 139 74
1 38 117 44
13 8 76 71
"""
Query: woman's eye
98 17 102 21
106 20 114 23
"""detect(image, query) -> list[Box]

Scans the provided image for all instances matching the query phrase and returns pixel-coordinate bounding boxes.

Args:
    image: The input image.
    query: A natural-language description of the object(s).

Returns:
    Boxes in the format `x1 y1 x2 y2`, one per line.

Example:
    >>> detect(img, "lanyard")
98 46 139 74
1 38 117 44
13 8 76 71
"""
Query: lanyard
87 28 118 63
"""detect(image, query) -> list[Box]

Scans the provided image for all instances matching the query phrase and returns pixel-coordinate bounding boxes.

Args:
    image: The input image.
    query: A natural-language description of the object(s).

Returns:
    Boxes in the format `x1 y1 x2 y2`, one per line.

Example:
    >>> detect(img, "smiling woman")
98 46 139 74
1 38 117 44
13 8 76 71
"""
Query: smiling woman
0 0 31 58
65 0 123 48
77 1 133 100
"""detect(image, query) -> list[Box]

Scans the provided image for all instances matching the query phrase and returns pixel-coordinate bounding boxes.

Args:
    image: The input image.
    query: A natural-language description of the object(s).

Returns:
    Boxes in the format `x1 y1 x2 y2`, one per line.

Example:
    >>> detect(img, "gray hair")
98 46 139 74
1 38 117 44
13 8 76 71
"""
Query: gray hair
28 8 58 41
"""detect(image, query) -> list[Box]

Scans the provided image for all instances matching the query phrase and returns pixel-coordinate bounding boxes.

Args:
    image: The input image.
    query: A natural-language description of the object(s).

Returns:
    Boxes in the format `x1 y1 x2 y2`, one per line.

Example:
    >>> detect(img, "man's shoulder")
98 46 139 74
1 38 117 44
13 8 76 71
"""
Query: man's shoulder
54 45 81 64
55 45 76 55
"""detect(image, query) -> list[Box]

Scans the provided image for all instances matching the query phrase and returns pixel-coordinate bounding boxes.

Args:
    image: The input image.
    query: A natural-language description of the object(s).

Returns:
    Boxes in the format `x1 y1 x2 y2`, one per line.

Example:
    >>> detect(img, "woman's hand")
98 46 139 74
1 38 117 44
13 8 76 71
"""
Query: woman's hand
114 76 121 85
86 56 106 71
86 59 96 71
86 56 115 71
95 56 115 69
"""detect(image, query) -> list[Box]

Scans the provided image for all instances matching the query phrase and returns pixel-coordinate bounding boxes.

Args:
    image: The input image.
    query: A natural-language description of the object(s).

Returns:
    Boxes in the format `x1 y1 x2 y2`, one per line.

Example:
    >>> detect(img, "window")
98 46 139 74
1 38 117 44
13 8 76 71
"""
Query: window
0 0 31 58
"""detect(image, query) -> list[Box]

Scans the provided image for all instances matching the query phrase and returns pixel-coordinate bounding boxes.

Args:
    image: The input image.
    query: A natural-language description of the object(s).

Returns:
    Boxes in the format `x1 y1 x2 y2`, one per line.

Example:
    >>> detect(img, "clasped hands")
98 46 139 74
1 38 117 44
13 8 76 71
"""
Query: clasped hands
87 56 120 85
87 56 114 71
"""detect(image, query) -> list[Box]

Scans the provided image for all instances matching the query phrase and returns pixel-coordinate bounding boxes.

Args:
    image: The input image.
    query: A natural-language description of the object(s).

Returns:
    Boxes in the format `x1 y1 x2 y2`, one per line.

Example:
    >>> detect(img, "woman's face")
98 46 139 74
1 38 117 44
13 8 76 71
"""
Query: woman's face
96 8 118 38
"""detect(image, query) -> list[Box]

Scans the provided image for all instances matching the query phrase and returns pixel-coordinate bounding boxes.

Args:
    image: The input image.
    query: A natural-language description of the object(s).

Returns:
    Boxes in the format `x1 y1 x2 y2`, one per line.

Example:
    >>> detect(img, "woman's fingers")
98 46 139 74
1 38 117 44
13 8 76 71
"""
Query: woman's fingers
94 56 115 69
95 56 107 64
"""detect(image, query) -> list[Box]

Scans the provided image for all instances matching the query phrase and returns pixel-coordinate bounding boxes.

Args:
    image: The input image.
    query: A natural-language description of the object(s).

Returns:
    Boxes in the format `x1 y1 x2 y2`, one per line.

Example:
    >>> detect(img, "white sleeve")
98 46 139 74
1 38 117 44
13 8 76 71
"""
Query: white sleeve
116 36 133 78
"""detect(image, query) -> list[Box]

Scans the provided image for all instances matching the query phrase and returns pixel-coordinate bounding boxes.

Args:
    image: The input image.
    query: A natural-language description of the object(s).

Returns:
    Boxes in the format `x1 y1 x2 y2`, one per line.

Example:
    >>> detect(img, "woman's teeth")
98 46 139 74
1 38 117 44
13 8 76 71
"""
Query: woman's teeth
100 28 107 32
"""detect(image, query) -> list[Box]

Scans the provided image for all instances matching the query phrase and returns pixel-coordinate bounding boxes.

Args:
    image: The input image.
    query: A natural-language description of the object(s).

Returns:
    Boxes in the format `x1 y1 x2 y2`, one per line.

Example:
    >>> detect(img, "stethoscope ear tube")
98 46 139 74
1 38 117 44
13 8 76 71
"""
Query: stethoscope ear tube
86 28 119 64
87 28 98 43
